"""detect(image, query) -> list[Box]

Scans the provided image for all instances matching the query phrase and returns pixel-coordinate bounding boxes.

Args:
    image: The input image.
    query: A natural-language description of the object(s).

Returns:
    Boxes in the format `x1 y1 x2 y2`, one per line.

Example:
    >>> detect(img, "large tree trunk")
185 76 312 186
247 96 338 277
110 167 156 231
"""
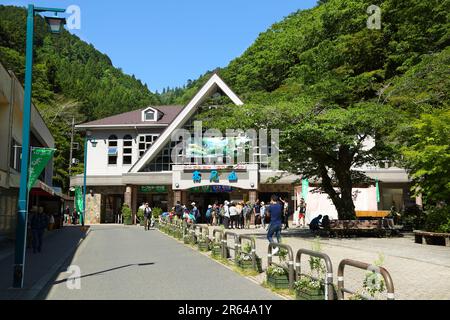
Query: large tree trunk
318 148 356 221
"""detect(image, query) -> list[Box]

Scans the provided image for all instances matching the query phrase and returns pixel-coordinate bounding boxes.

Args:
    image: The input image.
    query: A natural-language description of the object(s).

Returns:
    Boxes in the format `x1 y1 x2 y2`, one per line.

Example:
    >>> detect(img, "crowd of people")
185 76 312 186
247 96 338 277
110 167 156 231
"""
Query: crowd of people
163 196 294 231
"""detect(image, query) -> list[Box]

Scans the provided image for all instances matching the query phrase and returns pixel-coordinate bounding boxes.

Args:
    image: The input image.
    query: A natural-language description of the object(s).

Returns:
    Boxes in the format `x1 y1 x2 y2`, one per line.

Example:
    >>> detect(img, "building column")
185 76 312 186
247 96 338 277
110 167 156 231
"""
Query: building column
131 186 137 222
124 186 133 224
249 190 257 203
174 190 182 206
249 190 258 225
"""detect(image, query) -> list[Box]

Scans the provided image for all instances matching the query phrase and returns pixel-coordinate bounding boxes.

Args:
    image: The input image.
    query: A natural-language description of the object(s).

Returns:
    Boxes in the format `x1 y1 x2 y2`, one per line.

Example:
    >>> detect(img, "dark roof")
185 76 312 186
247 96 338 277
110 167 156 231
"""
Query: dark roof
78 105 184 127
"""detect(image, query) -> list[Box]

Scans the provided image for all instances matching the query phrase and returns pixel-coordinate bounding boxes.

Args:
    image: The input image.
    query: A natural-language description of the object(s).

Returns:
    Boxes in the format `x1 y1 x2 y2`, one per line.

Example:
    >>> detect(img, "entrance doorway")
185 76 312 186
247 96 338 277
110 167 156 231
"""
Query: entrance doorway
187 192 231 223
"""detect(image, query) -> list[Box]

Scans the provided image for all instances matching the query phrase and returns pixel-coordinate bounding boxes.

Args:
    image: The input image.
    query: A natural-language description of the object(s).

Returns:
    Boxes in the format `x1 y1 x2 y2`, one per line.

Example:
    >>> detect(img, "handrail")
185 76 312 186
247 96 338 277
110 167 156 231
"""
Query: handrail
337 259 395 300
223 231 239 261
295 249 334 300
238 235 257 271
267 243 295 289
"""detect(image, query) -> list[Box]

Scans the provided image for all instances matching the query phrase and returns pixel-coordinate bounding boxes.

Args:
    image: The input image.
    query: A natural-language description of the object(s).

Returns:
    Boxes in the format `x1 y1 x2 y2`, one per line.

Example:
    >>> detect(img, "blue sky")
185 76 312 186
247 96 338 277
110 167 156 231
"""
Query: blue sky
3 0 317 92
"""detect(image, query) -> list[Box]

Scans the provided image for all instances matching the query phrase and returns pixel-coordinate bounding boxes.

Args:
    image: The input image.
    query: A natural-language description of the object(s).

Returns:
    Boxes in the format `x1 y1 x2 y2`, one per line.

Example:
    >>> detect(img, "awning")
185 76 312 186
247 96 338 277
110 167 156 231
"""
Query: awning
30 180 73 201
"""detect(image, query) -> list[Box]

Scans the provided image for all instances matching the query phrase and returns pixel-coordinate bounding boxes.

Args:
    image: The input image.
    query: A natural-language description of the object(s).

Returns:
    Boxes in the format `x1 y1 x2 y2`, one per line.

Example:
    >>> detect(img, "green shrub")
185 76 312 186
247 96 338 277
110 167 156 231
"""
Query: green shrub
152 207 163 220
122 204 132 225
425 206 450 233
137 208 144 224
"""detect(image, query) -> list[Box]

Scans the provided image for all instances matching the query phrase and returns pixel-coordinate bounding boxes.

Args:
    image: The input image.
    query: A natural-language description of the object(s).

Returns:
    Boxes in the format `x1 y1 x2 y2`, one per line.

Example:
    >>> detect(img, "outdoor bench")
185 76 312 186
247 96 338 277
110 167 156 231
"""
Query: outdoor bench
329 220 386 237
414 230 450 247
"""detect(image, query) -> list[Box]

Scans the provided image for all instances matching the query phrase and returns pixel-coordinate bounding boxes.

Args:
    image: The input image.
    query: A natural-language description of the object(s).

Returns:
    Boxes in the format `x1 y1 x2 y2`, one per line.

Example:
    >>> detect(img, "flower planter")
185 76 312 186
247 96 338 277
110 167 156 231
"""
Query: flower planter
295 287 325 300
238 257 262 273
198 241 210 252
211 246 222 257
267 273 290 289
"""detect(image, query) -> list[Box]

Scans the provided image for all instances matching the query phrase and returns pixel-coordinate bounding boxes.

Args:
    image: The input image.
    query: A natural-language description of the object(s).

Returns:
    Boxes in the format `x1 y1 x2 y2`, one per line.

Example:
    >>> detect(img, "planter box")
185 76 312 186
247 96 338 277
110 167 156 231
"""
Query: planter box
238 257 262 273
198 242 210 252
267 273 290 289
295 287 325 300
211 246 222 257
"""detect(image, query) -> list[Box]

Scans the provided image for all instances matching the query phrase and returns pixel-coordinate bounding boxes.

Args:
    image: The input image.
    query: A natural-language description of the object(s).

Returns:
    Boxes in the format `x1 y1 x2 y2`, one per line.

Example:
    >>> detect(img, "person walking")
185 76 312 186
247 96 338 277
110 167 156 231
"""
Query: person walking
267 195 283 255
229 202 238 229
280 197 290 230
206 205 213 225
298 198 307 228
212 203 218 226
243 202 251 229
254 200 261 228
191 202 200 223
72 208 78 225
144 203 152 230
175 201 183 220
236 202 244 229
260 202 267 230
223 201 230 229
30 207 49 254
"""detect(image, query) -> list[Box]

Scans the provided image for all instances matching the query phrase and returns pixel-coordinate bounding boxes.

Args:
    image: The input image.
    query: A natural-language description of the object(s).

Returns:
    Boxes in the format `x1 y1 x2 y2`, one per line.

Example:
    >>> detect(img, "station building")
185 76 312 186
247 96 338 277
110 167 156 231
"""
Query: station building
71 74 416 224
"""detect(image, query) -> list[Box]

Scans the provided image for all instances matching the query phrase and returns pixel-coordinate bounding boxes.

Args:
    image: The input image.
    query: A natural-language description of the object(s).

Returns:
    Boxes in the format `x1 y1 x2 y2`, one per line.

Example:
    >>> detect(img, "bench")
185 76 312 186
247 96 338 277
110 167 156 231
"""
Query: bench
414 231 450 247
329 220 387 237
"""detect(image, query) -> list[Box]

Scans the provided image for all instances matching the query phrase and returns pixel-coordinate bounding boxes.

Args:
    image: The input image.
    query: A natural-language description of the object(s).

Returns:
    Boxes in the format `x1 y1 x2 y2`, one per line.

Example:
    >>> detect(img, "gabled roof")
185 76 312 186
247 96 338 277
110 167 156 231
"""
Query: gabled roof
129 73 244 173
76 105 183 129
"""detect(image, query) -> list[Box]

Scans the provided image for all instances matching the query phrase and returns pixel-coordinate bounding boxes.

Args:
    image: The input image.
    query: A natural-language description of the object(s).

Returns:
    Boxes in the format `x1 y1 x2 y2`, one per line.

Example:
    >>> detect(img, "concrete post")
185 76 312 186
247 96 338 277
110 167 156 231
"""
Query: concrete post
125 186 133 224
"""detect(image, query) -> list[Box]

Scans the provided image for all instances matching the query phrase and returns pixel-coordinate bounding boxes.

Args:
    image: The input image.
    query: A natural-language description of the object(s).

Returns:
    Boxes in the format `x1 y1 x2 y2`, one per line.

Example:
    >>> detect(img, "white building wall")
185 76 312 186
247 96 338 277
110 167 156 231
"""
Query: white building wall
86 129 162 176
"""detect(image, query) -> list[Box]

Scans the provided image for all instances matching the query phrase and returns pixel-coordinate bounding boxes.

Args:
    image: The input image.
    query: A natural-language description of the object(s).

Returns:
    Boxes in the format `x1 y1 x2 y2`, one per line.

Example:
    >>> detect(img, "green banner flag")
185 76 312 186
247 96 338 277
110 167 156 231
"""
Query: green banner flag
376 180 381 203
302 179 309 200
75 186 84 213
27 148 55 190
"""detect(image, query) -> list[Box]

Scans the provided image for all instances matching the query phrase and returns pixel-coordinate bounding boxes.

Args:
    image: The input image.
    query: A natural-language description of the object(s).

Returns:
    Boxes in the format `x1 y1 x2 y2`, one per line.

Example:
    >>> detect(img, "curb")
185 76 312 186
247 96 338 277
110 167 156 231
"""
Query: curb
20 227 92 300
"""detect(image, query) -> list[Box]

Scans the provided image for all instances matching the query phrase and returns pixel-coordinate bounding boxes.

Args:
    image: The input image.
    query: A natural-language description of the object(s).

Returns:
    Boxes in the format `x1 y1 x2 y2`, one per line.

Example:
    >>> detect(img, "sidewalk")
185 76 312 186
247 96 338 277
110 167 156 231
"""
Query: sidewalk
206 225 450 300
0 226 89 300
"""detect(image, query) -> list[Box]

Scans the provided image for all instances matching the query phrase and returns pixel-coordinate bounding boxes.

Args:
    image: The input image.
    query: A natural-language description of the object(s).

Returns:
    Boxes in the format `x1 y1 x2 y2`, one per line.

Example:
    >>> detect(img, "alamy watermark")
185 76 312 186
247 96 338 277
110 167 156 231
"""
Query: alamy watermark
65 5 81 30
66 265 81 290
367 5 381 30
171 121 280 170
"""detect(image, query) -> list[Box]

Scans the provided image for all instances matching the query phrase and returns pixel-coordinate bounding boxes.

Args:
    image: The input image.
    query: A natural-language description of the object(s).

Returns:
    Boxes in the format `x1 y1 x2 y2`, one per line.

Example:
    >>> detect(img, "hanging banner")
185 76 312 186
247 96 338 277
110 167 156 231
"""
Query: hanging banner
75 186 84 213
27 148 55 190
301 179 309 200
376 180 381 203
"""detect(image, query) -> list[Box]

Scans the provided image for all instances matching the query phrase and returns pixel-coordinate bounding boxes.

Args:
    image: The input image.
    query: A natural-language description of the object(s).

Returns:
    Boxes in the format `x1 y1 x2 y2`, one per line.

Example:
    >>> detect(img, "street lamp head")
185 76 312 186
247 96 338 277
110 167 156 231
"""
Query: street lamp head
45 16 66 34
91 139 98 148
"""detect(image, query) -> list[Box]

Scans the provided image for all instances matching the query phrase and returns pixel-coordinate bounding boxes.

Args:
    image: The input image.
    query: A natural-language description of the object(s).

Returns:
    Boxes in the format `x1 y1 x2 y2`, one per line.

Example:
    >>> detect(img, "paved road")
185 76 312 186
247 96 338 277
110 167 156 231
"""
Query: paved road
44 225 281 300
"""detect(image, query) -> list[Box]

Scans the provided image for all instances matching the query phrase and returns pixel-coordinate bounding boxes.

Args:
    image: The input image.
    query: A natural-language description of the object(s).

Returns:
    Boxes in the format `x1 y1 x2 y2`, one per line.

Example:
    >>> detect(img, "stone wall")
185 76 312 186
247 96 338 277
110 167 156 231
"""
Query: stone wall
85 193 101 224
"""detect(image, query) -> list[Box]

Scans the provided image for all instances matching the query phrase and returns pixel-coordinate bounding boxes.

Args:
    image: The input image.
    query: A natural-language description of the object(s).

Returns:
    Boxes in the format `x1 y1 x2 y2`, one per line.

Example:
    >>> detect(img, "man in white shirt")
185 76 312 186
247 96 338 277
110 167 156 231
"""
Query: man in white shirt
229 202 238 229
223 201 230 229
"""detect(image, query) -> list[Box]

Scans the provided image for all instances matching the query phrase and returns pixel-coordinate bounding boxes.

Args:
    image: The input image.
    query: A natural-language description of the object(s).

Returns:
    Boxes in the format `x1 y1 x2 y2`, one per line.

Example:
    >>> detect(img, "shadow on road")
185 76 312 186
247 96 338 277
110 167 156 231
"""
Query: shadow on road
51 262 155 284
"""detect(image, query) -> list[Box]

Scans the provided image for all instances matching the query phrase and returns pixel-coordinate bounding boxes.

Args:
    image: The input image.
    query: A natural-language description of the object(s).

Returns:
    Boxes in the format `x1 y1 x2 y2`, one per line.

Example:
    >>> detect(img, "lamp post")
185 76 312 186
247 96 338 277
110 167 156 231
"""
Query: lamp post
82 131 97 227
13 4 66 289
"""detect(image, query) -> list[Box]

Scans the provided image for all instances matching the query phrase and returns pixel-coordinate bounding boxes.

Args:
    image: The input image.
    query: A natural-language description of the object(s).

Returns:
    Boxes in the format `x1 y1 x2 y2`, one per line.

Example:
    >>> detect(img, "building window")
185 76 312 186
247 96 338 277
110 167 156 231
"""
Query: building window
10 139 21 171
123 135 133 165
138 134 159 157
108 135 118 165
143 108 157 121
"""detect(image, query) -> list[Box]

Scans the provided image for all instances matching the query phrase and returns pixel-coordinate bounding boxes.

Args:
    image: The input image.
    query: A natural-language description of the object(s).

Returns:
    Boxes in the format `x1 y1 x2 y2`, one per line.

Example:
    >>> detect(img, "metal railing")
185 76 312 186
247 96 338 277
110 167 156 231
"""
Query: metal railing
238 235 258 271
267 243 295 289
337 259 395 300
223 231 239 262
295 249 334 300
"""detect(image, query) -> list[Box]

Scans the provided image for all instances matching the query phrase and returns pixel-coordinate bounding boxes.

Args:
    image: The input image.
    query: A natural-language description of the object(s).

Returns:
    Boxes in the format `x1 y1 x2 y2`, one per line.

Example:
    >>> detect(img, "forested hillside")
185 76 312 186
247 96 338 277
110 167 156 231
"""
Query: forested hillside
0 5 160 190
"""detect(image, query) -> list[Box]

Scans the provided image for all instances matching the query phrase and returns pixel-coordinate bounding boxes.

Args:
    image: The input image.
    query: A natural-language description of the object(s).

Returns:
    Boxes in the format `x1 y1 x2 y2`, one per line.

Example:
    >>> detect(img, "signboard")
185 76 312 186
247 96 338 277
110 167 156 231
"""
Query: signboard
190 186 234 193
140 186 167 193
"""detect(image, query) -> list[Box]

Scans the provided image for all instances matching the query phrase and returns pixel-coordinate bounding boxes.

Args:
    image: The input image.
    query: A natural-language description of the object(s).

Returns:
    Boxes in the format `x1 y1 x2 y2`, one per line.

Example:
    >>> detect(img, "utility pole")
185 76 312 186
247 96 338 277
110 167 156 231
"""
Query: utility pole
68 117 75 179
